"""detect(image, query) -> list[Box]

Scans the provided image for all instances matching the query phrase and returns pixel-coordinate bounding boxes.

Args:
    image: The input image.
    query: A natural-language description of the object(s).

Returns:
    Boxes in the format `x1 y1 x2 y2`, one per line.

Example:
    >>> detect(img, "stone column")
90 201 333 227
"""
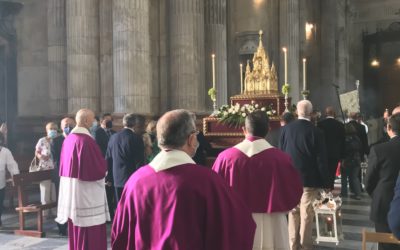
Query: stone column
99 0 114 113
66 0 100 113
169 0 206 112
48 0 67 114
205 0 227 107
280 0 300 103
113 0 152 114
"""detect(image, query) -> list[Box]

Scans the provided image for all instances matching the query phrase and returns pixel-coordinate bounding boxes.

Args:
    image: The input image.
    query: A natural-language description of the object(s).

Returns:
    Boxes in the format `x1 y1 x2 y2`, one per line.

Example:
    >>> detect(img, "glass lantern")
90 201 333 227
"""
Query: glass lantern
313 191 343 245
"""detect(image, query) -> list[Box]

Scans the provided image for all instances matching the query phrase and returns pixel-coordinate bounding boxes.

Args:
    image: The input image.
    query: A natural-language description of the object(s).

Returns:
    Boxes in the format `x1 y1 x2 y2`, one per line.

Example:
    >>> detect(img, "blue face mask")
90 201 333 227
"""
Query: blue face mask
47 129 58 139
63 126 73 135
90 121 98 132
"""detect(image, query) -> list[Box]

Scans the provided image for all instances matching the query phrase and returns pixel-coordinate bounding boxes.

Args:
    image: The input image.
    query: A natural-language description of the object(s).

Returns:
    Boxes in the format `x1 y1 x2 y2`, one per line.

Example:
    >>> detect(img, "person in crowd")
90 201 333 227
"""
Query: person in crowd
90 116 100 138
111 109 256 250
94 113 116 220
50 117 75 236
106 113 145 203
341 123 362 199
213 111 303 250
143 119 160 163
192 130 212 166
0 132 19 226
266 111 295 147
94 113 115 156
317 106 345 189
365 113 400 250
348 112 369 159
388 173 400 240
0 118 7 145
279 100 329 250
357 113 369 134
35 122 58 217
56 109 109 250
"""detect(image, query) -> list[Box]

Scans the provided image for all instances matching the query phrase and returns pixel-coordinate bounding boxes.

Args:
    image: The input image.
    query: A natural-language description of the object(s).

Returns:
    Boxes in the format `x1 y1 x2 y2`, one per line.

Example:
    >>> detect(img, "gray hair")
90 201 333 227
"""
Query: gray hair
157 109 196 149
123 113 145 128
297 100 313 118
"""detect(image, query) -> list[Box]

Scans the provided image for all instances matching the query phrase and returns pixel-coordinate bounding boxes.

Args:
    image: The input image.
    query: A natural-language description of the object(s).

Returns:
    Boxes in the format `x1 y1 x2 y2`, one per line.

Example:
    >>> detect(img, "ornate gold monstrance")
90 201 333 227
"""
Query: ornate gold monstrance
244 30 278 94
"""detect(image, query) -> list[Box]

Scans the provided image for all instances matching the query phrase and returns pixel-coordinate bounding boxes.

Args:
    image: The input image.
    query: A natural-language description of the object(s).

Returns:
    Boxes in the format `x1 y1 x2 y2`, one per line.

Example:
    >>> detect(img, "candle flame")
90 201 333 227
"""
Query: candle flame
303 58 306 62
212 54 215 58
282 47 287 52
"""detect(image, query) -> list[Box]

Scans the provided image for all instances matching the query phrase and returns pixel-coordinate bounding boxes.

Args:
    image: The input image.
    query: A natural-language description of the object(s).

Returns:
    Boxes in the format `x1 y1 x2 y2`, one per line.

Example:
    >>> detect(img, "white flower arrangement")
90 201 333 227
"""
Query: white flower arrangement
214 102 276 128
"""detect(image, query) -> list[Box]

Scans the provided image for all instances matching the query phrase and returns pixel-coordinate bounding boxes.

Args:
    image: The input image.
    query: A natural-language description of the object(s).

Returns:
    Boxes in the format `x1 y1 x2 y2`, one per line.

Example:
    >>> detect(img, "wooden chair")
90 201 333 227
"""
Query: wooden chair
362 229 400 250
12 170 57 237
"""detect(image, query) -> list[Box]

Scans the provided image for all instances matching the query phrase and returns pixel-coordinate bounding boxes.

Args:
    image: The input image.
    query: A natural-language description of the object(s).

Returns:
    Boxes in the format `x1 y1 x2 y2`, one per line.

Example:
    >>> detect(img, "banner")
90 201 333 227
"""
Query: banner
340 90 360 114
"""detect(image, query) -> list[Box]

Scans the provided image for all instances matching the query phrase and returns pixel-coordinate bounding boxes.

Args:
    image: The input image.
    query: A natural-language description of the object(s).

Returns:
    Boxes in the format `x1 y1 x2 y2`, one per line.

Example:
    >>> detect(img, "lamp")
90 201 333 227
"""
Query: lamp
313 191 343 245
305 22 315 40
371 59 380 67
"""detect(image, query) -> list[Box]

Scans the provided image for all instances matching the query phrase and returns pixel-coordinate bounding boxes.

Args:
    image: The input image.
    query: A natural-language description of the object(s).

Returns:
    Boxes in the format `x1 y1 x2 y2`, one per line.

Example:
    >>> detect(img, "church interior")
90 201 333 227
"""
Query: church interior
0 0 400 249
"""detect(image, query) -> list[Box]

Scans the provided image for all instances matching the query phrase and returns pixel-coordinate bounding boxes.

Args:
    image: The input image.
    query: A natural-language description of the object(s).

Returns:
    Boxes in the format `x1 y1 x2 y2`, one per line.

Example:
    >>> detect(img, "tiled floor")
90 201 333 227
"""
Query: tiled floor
0 180 379 250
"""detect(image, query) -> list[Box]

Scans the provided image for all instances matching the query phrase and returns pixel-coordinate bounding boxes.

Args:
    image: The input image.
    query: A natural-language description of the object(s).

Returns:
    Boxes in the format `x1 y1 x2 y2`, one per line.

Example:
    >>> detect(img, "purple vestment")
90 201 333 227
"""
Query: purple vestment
212 137 303 213
111 164 256 250
58 130 108 250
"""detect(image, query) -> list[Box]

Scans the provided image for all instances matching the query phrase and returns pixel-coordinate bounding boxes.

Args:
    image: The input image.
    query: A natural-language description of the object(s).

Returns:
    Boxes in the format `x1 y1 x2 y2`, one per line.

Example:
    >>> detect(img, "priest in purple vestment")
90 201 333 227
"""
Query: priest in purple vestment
213 111 303 250
55 109 110 250
111 109 256 250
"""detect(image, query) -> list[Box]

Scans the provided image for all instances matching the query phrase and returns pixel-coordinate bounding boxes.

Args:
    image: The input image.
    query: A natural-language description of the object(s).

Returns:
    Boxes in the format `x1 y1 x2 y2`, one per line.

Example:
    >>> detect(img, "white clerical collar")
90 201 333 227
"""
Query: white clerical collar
326 116 335 119
298 117 311 121
149 149 195 172
71 126 92 137
234 138 273 157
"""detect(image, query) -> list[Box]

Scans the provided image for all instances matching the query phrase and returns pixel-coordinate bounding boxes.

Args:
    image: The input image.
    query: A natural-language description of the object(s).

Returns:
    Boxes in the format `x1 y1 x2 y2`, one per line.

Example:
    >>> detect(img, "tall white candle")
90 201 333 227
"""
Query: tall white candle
282 47 288 84
303 58 307 91
212 54 216 89
240 63 243 93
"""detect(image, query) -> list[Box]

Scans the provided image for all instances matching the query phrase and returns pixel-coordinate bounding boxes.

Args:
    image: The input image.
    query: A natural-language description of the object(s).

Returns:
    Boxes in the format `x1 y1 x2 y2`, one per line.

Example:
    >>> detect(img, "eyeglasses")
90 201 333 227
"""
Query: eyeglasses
191 130 200 136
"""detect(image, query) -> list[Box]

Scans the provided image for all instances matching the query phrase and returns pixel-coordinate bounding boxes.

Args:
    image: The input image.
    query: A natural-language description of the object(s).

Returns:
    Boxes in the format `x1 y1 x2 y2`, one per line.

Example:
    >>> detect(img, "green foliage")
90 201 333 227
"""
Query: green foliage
208 88 216 102
281 83 291 95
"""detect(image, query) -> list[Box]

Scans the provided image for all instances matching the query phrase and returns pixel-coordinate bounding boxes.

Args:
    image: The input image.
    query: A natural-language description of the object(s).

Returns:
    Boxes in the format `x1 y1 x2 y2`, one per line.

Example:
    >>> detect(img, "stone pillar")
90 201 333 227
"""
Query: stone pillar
280 0 300 103
169 0 206 112
113 0 152 114
66 0 100 113
205 0 227 107
99 0 114 113
48 0 67 114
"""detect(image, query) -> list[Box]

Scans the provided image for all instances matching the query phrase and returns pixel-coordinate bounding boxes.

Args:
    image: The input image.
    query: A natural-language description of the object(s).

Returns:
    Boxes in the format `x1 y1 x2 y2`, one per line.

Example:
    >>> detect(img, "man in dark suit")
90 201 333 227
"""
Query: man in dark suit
317 106 345 189
94 113 116 220
51 116 75 236
366 113 400 250
267 111 295 147
348 112 369 159
388 173 400 240
106 113 145 203
280 100 329 250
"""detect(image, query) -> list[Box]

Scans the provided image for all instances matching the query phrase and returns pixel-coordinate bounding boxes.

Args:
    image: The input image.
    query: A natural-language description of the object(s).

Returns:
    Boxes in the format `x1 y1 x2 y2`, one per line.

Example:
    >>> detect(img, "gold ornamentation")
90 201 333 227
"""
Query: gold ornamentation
244 30 278 94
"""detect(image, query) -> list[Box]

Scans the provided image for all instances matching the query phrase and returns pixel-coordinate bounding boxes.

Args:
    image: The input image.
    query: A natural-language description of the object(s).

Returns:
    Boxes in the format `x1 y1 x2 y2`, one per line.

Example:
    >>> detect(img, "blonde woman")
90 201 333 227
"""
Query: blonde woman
35 122 57 217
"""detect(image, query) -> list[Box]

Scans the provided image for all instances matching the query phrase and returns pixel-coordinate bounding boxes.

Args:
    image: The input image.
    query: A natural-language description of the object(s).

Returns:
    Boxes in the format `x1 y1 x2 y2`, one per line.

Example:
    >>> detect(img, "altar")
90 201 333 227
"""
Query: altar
203 31 291 148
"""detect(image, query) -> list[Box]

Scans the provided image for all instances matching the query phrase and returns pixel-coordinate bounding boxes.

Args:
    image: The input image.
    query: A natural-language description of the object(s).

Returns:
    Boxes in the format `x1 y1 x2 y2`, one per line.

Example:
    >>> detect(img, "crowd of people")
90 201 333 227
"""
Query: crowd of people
0 100 399 250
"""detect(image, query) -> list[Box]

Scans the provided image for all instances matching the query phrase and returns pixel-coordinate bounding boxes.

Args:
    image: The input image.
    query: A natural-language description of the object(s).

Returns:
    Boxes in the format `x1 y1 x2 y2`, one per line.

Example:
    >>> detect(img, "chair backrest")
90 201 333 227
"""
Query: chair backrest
12 170 53 187
12 170 54 207
362 229 400 250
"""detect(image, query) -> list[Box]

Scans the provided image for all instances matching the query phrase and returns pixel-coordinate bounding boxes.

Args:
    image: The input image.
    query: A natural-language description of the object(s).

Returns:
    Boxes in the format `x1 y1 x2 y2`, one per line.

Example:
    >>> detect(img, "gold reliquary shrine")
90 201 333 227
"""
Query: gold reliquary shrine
243 30 278 95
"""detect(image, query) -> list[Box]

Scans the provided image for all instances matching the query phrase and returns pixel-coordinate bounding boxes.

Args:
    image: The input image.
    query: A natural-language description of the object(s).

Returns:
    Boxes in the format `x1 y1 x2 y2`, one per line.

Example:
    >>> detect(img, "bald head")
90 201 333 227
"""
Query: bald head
297 100 313 118
75 109 95 129
157 109 196 150
325 106 336 117
60 117 75 130
392 106 400 115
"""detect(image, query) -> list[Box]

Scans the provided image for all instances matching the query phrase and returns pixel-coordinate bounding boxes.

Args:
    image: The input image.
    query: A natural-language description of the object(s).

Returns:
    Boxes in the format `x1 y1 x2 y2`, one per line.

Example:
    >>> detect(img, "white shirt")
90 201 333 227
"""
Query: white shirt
0 147 20 189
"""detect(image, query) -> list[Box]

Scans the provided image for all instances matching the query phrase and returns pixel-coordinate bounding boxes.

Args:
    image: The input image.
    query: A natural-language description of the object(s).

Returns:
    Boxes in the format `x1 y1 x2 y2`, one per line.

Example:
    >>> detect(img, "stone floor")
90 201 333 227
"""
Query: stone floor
0 179 378 250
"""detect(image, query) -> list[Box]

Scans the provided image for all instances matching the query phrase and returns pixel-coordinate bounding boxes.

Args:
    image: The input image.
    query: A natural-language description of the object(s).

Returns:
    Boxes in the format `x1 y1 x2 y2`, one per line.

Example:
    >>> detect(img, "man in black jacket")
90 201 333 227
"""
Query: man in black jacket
280 100 329 250
366 113 400 250
51 116 75 236
348 112 369 158
106 113 145 203
317 106 345 189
